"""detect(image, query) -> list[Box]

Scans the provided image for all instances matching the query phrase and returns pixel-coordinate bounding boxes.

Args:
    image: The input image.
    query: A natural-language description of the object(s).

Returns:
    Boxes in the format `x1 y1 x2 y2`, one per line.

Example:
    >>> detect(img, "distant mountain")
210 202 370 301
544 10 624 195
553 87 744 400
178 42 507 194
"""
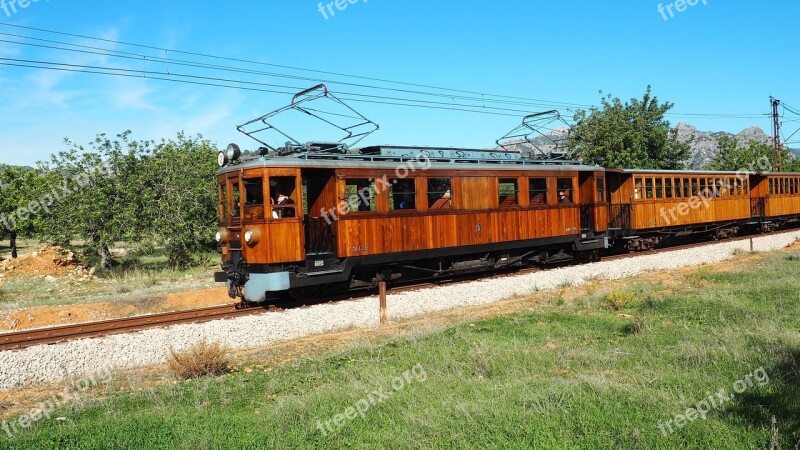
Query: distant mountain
494 123 797 169
675 123 800 169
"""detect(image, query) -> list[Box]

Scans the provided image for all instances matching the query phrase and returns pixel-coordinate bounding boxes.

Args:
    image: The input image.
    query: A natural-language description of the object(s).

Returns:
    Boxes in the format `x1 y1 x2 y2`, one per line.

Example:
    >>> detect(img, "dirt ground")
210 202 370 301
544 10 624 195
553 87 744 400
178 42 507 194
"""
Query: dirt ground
0 287 229 332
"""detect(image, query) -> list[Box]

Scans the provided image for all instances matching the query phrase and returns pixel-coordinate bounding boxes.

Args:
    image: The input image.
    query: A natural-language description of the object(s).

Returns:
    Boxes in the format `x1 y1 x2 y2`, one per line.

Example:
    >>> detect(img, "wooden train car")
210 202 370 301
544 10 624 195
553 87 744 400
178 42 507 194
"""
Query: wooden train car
604 169 800 250
757 173 800 227
214 145 609 302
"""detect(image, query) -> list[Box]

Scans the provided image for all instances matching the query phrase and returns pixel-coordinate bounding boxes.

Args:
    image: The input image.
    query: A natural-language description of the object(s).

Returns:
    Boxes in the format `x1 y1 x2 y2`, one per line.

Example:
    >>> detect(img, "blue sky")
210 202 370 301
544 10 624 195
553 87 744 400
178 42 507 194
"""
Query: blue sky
0 0 798 166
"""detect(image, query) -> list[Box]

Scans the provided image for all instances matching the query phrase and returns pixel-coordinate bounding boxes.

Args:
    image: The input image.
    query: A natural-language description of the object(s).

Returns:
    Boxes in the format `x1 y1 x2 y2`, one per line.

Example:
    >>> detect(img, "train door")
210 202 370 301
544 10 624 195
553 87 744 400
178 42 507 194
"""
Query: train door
749 174 767 218
606 171 632 236
302 169 338 271
578 172 595 232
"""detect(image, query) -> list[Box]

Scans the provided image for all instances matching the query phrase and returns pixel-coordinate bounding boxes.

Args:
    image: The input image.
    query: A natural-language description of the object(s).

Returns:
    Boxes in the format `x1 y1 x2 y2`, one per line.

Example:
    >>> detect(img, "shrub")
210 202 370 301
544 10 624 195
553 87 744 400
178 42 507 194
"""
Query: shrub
168 339 229 380
605 290 638 311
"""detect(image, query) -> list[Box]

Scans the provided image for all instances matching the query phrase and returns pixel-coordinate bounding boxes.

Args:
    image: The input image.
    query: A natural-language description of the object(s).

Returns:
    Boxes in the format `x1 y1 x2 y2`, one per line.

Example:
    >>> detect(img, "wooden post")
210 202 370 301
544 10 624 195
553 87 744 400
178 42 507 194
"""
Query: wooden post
750 237 754 252
379 281 388 325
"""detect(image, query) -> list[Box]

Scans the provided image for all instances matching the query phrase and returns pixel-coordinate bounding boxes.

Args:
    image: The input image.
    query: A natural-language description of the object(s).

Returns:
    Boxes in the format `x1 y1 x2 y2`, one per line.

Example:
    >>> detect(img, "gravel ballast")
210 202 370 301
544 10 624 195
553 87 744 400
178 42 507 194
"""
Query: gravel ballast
1 231 798 390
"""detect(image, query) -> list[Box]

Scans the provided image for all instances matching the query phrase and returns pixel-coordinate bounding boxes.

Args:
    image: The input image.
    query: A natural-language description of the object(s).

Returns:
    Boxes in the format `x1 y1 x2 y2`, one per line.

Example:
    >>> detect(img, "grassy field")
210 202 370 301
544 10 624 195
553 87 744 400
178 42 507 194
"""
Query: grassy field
1 249 799 449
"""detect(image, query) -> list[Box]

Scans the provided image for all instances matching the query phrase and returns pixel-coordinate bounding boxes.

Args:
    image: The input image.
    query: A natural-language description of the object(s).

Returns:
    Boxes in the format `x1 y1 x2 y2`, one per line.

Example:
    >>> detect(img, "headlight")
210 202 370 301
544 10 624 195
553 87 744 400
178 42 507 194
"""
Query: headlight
215 231 222 243
217 152 227 167
243 228 261 247
226 143 241 163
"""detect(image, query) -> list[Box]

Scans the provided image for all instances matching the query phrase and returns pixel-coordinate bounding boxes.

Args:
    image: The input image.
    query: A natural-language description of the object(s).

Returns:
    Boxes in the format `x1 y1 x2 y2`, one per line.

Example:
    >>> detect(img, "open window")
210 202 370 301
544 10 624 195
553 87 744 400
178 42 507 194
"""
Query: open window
389 179 416 210
243 177 265 220
269 176 298 219
530 178 548 206
427 178 452 209
499 178 518 206
596 176 606 203
557 178 574 203
634 177 643 200
219 181 229 223
231 179 241 218
345 179 378 212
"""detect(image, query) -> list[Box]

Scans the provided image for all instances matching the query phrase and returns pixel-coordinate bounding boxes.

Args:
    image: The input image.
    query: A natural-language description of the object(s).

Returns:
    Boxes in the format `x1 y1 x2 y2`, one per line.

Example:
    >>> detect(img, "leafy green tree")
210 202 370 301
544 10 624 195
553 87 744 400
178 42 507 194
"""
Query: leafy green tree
0 165 38 258
37 132 153 269
141 133 218 268
704 136 797 172
565 86 690 169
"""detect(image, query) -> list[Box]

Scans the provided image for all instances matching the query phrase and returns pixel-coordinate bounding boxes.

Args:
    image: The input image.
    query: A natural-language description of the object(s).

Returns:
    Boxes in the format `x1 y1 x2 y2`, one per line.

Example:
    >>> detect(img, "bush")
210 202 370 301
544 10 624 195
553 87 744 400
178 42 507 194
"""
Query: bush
168 339 230 380
605 290 638 311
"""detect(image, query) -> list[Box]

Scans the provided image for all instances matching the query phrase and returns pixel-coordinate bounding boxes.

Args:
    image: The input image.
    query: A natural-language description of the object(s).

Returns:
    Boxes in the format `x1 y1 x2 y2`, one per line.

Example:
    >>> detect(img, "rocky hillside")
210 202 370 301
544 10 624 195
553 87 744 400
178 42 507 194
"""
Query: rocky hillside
675 123 780 169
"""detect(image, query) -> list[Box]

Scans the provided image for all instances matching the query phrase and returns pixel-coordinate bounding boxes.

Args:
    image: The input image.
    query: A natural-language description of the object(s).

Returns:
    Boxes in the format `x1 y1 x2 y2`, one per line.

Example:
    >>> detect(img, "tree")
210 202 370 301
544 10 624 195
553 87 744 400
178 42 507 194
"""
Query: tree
37 132 152 269
565 86 690 169
0 165 38 258
705 136 797 173
142 133 218 268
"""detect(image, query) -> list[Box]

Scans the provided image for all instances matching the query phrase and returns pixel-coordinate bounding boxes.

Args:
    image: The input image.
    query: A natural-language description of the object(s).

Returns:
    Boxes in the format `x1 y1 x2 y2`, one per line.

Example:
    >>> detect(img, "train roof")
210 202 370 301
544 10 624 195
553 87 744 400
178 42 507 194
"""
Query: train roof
218 144 601 174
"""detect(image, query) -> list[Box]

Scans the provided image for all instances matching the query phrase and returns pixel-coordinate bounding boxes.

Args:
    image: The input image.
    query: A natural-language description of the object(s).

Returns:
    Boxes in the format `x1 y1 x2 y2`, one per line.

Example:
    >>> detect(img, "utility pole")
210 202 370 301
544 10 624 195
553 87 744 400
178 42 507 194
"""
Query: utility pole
771 97 783 172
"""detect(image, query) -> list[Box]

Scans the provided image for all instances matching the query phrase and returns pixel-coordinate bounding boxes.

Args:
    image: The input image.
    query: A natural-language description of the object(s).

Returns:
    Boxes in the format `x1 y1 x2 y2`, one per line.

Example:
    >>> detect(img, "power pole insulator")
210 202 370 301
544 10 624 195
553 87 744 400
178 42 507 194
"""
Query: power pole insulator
771 97 783 172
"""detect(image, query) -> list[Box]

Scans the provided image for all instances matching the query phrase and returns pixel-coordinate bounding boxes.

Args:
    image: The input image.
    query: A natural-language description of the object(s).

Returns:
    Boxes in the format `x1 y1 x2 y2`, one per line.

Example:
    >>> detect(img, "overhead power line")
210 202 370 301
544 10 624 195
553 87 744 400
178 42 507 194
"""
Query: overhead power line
0 22 771 122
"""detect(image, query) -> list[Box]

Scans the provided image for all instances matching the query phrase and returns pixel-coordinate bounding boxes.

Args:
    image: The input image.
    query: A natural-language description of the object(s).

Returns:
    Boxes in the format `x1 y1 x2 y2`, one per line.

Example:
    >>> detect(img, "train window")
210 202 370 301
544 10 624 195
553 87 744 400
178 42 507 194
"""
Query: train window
743 178 749 195
219 182 229 220
557 178 573 203
673 178 682 199
634 178 643 200
389 178 417 210
719 178 729 197
345 179 378 212
244 178 264 205
645 178 654 199
499 179 519 206
529 178 548 206
243 178 265 220
596 177 606 203
231 180 241 218
769 179 774 195
683 178 691 198
427 178 452 209
664 178 673 199
691 179 699 197
269 176 298 218
655 178 664 199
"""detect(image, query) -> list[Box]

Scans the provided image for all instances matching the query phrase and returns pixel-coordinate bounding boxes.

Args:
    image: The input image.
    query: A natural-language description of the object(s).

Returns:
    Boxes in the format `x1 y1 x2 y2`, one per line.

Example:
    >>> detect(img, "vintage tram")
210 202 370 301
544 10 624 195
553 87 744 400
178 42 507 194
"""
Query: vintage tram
214 84 800 304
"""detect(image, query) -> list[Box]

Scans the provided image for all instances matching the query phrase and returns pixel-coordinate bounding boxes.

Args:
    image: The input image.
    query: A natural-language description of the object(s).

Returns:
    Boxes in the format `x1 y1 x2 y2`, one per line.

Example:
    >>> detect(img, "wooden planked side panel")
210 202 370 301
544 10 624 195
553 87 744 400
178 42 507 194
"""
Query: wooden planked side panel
460 178 493 210
767 196 800 217
631 198 751 230
241 222 304 264
594 205 609 232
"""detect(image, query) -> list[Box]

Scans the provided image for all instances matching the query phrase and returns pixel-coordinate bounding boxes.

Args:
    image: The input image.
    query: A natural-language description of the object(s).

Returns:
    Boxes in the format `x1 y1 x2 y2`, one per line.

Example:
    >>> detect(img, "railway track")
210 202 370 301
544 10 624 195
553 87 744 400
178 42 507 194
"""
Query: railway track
0 303 283 352
0 231 792 352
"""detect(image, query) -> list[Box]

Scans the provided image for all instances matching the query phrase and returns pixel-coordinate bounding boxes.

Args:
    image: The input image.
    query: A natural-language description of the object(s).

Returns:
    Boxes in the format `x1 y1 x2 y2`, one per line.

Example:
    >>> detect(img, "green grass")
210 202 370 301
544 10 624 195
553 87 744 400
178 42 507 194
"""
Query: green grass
2 250 800 449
